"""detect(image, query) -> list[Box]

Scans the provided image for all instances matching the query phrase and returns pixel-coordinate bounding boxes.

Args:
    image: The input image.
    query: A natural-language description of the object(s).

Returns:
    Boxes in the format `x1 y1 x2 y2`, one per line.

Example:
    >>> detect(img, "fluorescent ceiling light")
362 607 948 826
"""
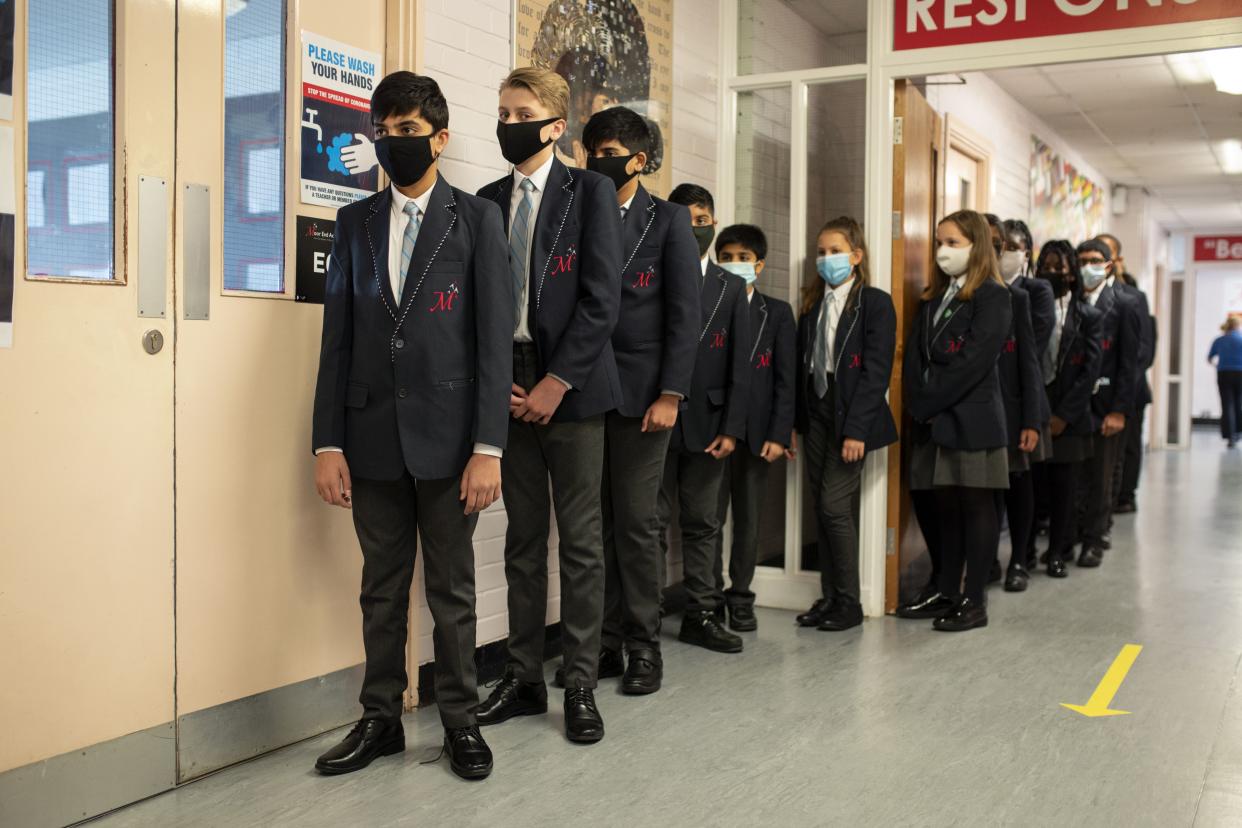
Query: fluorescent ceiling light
1205 48 1242 95
1165 52 1212 86
1218 139 1242 174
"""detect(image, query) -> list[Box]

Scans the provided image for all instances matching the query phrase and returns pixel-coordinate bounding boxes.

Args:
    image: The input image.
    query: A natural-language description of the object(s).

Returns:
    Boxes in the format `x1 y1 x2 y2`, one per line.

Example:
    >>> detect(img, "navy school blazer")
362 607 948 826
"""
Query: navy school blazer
668 261 751 454
739 290 796 454
1046 297 1103 437
477 157 623 422
1012 273 1056 365
1086 281 1142 421
610 185 701 417
795 283 898 452
903 278 1012 451
1117 278 1155 407
997 283 1051 447
311 176 514 481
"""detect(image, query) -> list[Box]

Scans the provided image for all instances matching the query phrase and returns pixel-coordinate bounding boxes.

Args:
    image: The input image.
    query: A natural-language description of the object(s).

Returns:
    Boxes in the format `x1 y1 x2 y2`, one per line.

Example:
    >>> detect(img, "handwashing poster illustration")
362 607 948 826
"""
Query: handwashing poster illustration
300 32 381 208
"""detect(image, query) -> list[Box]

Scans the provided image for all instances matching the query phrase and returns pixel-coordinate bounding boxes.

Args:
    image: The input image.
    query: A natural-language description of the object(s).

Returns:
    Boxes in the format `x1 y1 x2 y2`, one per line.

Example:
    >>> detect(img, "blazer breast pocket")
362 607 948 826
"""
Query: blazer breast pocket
426 260 464 275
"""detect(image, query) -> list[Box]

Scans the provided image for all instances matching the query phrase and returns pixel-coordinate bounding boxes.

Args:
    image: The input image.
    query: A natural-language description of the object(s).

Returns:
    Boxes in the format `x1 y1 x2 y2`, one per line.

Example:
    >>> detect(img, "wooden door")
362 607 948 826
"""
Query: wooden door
885 81 942 612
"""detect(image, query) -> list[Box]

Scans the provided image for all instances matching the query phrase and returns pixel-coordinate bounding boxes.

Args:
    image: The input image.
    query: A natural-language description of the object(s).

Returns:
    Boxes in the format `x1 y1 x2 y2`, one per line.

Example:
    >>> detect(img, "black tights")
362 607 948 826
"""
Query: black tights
995 472 1034 570
936 486 1000 603
1046 461 1080 561
911 489 941 588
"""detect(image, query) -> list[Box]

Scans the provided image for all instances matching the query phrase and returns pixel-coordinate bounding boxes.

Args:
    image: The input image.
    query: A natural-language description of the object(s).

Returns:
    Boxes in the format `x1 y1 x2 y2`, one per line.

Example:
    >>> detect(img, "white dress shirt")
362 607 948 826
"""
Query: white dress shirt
388 183 433 303
510 154 555 344
700 256 709 277
1046 294 1069 383
316 182 501 459
814 277 856 373
1085 274 1114 307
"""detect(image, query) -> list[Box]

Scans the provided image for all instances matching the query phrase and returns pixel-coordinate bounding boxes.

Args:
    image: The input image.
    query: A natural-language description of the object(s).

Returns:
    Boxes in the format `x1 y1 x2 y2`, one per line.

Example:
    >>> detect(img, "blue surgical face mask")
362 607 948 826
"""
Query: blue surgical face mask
720 261 758 285
816 253 853 286
1081 263 1109 290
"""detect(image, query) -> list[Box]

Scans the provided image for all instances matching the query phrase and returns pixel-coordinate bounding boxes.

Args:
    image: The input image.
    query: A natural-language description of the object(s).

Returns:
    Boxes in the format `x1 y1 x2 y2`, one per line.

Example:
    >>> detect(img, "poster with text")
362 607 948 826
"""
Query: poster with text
300 32 381 208
1029 135 1105 249
295 216 335 304
514 0 673 197
0 0 13 120
0 125 12 347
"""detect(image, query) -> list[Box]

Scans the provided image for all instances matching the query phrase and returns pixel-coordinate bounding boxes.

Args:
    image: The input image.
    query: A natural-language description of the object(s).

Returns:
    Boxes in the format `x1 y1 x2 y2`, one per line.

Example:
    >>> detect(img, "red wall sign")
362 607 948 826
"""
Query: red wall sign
894 0 1241 51
1195 236 1242 262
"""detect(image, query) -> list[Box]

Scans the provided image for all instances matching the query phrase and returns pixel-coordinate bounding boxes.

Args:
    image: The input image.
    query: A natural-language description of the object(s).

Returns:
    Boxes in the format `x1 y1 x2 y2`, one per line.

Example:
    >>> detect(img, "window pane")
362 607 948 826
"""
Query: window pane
737 0 867 76
224 0 285 292
27 0 114 280
734 86 791 572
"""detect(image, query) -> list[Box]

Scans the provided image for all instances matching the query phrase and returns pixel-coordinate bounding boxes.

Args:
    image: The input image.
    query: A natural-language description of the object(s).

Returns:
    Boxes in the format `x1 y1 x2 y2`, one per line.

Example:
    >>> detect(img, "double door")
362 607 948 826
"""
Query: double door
2 1 407 819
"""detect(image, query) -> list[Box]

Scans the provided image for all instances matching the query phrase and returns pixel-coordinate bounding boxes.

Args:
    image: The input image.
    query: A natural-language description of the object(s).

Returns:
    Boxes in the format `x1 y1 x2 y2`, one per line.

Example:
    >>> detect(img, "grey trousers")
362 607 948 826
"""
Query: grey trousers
601 412 672 653
1079 430 1123 549
714 444 769 607
804 378 864 604
351 473 478 728
657 449 728 614
502 344 606 688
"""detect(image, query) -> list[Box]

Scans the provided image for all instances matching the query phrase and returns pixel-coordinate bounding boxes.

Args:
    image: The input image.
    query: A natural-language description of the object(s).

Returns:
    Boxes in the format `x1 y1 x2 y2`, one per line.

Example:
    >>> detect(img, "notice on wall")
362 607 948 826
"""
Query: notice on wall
1195 236 1242 263
0 125 13 346
514 0 674 197
299 32 381 209
1029 135 1104 251
0 0 12 121
295 216 335 304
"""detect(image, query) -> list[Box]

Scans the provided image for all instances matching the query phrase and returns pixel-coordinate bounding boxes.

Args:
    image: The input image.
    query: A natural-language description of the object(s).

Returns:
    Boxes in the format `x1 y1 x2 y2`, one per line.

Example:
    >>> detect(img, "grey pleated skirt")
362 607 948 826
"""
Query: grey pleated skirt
910 439 1010 490
1009 422 1054 471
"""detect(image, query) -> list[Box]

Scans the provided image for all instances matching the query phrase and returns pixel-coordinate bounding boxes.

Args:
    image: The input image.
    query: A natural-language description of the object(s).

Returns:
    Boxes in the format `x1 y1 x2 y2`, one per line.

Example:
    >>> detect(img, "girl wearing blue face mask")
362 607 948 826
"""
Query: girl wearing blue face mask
792 216 897 632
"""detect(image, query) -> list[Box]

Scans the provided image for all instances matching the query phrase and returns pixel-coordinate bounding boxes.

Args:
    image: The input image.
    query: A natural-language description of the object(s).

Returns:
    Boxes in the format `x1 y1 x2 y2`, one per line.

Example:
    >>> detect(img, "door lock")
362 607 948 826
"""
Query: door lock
143 329 165 355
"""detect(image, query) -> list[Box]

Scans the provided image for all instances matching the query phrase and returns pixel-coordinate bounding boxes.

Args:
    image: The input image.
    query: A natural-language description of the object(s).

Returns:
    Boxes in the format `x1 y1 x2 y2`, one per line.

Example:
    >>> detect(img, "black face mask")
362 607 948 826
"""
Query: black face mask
375 135 438 188
496 117 559 165
693 225 715 258
586 154 639 192
1038 269 1072 299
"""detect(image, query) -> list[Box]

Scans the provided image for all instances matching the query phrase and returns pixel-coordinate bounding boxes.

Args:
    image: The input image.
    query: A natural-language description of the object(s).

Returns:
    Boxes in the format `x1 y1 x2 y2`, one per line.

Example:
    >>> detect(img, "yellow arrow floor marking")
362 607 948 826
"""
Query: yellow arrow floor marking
1061 644 1143 718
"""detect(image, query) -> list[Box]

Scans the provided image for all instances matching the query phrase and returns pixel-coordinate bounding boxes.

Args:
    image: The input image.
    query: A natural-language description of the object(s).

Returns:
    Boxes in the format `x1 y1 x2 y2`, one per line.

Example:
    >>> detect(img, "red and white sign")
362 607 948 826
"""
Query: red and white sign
894 0 1241 51
1194 236 1242 262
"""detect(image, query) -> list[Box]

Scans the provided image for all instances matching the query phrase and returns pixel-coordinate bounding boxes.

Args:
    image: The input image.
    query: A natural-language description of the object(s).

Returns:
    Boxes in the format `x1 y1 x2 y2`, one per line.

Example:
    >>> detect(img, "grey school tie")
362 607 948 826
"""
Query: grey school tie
510 178 535 320
937 279 960 321
398 200 421 300
813 292 835 398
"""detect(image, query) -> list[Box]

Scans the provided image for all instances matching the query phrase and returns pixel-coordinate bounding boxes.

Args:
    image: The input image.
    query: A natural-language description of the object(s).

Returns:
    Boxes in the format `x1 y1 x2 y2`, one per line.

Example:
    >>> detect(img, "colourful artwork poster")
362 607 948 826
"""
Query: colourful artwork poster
299 32 382 209
1029 135 1106 248
514 0 674 197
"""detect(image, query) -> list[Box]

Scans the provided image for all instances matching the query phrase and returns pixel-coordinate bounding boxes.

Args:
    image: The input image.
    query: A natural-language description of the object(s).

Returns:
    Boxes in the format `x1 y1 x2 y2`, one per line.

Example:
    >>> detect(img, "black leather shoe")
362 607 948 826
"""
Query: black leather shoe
988 559 1003 584
1100 534 1112 550
713 604 727 625
679 611 744 653
621 648 663 695
1078 546 1104 568
564 687 604 743
796 598 834 627
932 598 988 632
1047 556 1068 578
1003 565 1029 593
554 648 624 688
817 601 862 631
314 718 404 775
444 725 493 780
727 603 758 632
475 674 547 726
1114 499 1137 514
896 588 953 619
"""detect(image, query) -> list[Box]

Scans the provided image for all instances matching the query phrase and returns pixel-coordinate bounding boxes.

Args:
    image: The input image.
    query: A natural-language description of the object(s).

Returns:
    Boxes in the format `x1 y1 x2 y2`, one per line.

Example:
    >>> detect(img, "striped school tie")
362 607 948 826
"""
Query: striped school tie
813 291 834 398
510 178 535 320
398 200 421 300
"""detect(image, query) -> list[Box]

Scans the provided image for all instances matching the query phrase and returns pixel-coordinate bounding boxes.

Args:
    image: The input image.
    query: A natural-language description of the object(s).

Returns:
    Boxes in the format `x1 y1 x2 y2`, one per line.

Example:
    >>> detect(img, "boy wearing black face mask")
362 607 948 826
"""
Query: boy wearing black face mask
473 67 623 745
311 71 512 780
577 106 700 695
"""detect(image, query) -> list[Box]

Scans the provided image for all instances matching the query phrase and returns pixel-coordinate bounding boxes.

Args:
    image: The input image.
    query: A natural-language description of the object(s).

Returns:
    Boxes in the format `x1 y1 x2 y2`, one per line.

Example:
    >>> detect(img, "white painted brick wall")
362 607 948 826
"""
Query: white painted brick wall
415 0 721 664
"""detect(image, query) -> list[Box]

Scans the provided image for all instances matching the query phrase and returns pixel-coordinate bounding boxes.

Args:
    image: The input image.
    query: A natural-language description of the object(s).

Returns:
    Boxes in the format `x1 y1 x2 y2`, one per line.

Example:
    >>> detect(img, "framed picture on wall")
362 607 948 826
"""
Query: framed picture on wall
513 0 674 197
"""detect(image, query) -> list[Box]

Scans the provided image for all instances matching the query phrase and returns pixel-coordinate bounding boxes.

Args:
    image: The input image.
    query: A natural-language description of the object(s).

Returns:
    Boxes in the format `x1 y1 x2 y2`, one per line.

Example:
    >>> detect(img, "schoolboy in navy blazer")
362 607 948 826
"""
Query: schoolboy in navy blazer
660 184 751 654
581 108 700 693
997 286 1051 449
473 67 622 745
310 72 511 779
711 224 795 631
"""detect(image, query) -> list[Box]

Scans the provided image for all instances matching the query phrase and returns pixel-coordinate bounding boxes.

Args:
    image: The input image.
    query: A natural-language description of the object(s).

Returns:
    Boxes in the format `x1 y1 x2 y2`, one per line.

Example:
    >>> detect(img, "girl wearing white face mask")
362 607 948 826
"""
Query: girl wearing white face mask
897 210 1012 633
791 216 897 632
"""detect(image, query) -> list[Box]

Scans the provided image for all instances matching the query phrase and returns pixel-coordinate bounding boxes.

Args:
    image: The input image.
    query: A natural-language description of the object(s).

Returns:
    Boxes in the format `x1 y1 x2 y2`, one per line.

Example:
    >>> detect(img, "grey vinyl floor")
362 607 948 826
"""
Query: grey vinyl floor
92 432 1242 827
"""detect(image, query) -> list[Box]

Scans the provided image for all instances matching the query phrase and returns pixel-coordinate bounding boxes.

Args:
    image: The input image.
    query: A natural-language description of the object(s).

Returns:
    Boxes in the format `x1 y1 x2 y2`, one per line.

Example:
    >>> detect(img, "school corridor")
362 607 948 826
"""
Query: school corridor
83 431 1242 828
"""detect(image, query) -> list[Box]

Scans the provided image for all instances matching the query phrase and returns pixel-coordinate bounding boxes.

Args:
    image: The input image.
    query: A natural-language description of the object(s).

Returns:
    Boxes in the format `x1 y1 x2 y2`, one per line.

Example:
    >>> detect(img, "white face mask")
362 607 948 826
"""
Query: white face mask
1081 263 1109 291
936 244 971 278
999 250 1026 282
